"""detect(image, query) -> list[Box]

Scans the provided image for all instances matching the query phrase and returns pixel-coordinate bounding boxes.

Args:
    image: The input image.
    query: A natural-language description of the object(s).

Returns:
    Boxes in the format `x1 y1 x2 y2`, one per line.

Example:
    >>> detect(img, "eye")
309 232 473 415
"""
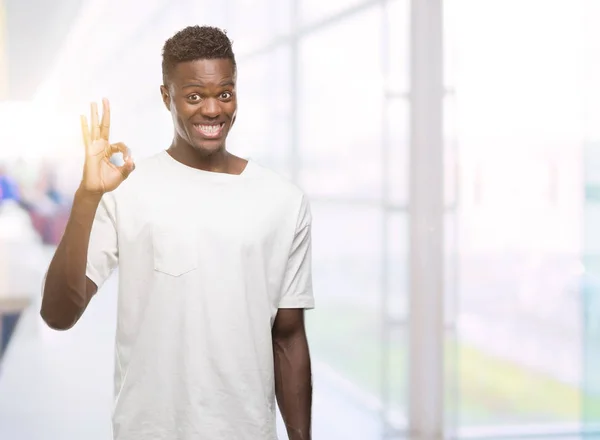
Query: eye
188 93 201 102
220 91 233 100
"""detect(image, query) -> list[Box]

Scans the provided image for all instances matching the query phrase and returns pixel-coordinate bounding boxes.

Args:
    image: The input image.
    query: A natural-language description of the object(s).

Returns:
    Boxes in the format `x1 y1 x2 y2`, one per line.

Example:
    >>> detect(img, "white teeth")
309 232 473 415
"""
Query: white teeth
194 123 223 136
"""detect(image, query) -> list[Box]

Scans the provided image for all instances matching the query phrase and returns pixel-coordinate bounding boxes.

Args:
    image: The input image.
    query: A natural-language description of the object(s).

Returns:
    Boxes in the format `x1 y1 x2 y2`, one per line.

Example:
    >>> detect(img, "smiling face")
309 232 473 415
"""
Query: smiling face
160 58 237 156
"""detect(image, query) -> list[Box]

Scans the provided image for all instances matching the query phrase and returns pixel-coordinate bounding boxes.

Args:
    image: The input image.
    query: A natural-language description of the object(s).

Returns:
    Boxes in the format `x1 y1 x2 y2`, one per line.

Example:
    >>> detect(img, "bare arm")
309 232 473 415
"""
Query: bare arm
40 189 101 330
40 98 134 330
272 308 312 440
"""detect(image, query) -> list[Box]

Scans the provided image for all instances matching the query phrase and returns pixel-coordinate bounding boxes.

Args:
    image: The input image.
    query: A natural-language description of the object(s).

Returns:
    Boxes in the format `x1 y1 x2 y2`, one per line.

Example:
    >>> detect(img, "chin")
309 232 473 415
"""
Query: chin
191 140 225 156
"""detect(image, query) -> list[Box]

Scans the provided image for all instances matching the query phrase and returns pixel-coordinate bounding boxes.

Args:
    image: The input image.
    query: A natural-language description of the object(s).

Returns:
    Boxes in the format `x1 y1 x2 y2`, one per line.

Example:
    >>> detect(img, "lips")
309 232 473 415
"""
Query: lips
193 123 225 138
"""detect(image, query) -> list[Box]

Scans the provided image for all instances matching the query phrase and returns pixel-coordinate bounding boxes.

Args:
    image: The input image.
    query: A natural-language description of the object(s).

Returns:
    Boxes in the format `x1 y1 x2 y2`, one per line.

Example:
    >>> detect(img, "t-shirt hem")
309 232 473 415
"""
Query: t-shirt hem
278 298 315 309
85 264 105 290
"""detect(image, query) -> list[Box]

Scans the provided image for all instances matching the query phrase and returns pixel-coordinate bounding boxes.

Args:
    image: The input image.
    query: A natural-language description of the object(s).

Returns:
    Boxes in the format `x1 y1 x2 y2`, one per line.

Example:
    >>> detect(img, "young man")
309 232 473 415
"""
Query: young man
40 25 314 440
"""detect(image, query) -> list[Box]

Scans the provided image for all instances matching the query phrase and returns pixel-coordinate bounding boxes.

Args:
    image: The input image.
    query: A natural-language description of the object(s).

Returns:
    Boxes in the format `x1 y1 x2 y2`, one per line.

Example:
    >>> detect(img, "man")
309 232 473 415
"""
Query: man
40 25 314 440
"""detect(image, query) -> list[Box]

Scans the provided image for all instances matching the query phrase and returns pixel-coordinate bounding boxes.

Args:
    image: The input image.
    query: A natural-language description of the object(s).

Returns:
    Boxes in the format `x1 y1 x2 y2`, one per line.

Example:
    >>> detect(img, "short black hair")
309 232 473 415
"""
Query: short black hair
161 25 236 85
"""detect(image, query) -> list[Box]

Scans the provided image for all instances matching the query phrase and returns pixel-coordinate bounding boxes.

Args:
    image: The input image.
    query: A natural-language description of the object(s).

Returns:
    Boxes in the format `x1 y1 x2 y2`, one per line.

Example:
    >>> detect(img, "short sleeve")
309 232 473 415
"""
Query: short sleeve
86 193 119 290
278 194 315 309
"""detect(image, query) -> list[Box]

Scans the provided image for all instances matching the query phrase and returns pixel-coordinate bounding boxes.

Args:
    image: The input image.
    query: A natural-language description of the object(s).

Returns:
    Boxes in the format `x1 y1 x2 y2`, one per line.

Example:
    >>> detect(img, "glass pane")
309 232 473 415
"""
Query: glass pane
299 0 369 26
444 95 459 208
382 324 408 433
444 213 459 327
443 0 459 90
230 47 292 176
307 202 408 437
581 239 600 427
386 213 409 322
307 201 385 438
447 0 582 143
445 213 460 435
582 0 600 428
583 2 600 143
387 98 409 206
385 0 410 95
381 212 409 429
225 0 292 54
298 5 383 199
447 0 588 434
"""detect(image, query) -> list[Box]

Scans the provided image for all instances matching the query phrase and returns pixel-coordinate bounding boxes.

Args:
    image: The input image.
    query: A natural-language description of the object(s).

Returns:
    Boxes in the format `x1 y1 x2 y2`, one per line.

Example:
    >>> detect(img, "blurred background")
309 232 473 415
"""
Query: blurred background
0 0 599 439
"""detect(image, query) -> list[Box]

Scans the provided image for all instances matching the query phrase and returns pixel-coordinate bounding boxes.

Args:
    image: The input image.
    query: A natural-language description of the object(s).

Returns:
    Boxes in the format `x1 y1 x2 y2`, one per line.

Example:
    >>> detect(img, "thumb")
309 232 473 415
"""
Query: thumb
118 156 135 180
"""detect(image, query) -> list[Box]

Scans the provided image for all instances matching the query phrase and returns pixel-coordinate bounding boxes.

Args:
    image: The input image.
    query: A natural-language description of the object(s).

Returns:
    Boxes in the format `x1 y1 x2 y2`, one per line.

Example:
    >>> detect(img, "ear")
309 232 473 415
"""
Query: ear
160 85 171 111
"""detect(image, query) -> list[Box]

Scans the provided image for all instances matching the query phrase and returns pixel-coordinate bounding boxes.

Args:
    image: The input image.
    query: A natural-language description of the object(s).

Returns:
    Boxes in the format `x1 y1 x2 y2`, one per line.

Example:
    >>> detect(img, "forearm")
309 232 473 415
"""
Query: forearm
273 333 312 440
41 187 101 329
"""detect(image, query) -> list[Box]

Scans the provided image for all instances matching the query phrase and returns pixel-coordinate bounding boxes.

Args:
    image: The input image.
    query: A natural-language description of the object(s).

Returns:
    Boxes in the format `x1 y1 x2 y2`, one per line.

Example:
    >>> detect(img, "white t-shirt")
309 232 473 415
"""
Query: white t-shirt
86 150 315 440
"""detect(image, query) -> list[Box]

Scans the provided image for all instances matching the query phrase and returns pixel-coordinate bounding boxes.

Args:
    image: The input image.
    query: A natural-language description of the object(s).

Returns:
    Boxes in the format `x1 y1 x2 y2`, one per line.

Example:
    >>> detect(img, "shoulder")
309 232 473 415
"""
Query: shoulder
247 160 311 216
247 160 307 202
246 161 312 232
246 162 312 224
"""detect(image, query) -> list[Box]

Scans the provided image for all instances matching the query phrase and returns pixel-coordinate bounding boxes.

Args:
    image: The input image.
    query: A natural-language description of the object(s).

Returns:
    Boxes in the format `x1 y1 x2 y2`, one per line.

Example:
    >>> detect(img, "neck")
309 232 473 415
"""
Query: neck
168 141 231 173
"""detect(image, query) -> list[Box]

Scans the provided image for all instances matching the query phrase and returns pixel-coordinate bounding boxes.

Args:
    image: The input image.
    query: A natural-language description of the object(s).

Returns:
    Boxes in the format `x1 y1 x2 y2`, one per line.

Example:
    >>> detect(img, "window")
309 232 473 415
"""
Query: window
300 0 373 26
307 201 395 425
386 98 408 206
582 0 600 429
226 0 292 54
229 46 292 174
298 5 383 200
446 0 589 434
385 0 409 95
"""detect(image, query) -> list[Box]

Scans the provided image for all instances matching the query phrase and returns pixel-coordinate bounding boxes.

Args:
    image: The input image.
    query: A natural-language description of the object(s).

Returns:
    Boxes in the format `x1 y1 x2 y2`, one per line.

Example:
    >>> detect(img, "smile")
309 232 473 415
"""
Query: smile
193 123 225 138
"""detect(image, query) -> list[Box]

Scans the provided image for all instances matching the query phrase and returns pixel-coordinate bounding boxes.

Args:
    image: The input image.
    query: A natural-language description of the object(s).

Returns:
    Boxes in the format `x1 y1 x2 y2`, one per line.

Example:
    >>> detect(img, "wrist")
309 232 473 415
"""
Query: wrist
74 185 103 205
289 433 310 440
286 427 311 440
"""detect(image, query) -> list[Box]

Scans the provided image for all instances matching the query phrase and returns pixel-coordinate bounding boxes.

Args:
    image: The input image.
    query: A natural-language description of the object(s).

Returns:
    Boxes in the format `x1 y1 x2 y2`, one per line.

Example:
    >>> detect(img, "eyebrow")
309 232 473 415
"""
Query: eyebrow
182 80 235 89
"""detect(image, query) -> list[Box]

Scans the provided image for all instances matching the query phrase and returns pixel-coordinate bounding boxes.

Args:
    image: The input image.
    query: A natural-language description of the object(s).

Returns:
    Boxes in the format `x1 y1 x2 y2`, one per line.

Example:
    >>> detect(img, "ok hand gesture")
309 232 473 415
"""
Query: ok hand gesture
80 98 135 194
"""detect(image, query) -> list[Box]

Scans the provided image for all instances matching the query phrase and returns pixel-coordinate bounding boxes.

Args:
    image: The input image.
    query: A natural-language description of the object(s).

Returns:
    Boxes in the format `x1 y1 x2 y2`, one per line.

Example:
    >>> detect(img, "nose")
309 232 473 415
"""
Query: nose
200 98 220 118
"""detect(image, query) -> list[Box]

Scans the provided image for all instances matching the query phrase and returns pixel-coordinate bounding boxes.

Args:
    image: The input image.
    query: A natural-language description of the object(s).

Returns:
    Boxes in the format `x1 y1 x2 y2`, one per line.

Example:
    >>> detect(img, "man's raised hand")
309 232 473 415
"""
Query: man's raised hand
80 98 135 194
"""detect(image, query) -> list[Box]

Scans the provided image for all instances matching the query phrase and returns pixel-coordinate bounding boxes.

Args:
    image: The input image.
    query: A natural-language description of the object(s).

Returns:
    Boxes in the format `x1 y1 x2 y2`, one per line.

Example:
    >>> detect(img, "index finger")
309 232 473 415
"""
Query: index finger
100 97 110 140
